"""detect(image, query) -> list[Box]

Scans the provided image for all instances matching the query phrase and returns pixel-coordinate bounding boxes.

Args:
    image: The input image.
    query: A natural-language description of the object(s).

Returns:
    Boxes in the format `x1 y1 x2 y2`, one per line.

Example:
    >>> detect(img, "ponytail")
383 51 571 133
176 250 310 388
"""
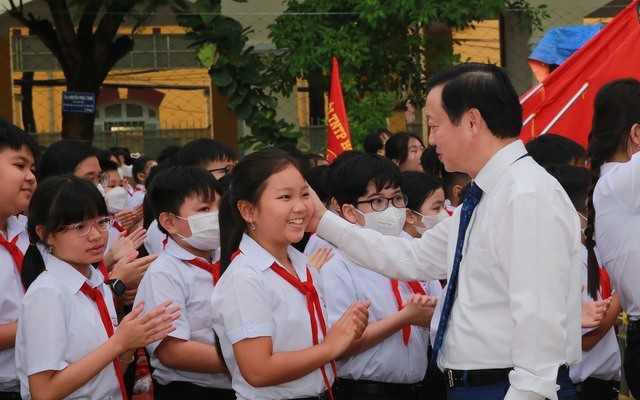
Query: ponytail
584 163 601 301
21 244 46 290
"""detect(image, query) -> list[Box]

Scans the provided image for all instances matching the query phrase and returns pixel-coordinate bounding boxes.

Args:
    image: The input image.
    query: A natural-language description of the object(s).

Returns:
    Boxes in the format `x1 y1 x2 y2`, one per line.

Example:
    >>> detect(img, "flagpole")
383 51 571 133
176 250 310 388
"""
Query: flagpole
520 83 544 105
540 82 589 136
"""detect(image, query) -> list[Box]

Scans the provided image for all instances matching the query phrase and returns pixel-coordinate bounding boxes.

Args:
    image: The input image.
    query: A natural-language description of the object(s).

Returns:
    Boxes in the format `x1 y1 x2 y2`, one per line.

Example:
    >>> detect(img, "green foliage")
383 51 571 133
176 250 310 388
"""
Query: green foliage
267 0 504 143
176 0 301 151
505 0 550 34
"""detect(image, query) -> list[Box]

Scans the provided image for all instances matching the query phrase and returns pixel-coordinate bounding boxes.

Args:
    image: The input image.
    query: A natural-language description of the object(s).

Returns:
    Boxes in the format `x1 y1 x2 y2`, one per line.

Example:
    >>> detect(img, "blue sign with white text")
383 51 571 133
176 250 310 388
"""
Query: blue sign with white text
62 91 96 114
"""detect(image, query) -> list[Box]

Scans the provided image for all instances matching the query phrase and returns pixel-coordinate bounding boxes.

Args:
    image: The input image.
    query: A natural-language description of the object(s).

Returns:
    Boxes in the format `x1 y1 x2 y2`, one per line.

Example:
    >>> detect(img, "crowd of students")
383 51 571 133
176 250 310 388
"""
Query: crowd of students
0 63 637 400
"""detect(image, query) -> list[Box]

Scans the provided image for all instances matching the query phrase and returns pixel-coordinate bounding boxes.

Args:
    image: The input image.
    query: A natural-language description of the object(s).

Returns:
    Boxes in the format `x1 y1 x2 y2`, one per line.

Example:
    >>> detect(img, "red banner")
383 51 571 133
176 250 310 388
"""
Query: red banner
520 0 640 148
326 57 352 162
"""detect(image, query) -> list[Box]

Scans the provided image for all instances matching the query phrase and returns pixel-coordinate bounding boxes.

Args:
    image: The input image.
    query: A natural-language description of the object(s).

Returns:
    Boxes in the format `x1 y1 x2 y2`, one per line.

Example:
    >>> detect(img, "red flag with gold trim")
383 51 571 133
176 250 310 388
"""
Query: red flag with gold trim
326 57 352 162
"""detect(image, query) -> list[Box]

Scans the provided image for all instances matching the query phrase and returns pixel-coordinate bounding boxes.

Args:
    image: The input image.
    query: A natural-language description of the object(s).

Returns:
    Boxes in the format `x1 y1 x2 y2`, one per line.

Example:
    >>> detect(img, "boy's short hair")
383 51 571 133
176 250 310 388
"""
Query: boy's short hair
330 153 402 207
147 166 224 234
176 138 236 168
98 158 118 172
442 171 471 200
401 171 443 211
525 133 587 168
0 119 40 163
546 165 590 212
363 129 391 154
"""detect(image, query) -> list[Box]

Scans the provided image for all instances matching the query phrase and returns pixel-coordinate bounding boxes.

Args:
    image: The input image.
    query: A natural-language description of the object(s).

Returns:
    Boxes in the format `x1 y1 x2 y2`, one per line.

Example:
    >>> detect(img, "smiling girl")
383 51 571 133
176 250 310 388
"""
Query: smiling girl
211 149 369 400
15 176 179 400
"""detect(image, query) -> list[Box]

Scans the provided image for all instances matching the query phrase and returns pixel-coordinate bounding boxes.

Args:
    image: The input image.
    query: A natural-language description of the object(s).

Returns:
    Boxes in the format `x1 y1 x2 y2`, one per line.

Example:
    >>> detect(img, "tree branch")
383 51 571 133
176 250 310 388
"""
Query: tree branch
77 0 101 43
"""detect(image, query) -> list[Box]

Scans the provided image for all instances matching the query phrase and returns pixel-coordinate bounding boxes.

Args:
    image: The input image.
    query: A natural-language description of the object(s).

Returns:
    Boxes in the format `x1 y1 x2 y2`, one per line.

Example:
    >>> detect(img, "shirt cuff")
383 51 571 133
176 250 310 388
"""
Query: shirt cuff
227 323 273 345
506 369 559 400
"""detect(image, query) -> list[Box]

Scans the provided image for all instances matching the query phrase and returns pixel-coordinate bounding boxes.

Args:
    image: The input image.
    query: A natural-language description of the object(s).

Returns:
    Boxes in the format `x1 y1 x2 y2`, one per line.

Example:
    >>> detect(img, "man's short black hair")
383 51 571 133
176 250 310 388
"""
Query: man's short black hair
330 153 402 207
147 166 224 234
525 134 587 168
426 63 522 139
176 138 236 168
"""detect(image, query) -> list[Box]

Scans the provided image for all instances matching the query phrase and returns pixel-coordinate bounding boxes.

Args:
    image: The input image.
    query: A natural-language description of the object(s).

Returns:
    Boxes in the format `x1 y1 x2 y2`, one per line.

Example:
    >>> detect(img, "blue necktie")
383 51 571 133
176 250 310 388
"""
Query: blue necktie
430 182 483 369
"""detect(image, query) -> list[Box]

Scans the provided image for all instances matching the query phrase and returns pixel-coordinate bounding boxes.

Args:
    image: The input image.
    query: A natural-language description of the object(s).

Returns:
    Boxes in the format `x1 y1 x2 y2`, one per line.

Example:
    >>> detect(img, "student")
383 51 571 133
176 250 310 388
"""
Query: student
363 129 392 156
15 176 179 400
321 154 436 399
309 63 582 400
420 146 444 179
547 165 621 400
175 138 237 180
38 140 107 188
441 171 471 213
134 166 232 399
525 133 587 168
211 149 370 400
401 171 448 238
585 78 640 398
0 120 39 400
385 132 425 172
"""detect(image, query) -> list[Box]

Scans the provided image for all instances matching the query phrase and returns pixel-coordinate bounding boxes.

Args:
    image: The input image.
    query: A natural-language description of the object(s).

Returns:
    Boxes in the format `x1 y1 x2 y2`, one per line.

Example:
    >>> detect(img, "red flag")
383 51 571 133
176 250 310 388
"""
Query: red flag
326 57 352 162
520 0 640 148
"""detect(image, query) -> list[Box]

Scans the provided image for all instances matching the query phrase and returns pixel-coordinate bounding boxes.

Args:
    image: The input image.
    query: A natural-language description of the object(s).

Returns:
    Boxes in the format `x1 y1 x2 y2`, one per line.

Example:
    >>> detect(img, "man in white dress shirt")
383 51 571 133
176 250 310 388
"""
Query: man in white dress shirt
308 63 582 400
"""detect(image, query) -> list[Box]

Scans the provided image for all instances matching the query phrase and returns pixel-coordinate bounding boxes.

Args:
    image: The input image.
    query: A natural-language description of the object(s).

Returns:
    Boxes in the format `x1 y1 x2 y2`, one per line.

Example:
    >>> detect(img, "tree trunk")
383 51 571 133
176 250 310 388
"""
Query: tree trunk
61 111 96 143
20 71 36 132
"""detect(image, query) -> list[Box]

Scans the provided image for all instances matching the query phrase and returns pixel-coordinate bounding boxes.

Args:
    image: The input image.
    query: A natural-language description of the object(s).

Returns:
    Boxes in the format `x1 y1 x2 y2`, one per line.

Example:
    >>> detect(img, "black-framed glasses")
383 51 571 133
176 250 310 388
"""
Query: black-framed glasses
59 216 114 237
355 194 408 212
207 165 234 176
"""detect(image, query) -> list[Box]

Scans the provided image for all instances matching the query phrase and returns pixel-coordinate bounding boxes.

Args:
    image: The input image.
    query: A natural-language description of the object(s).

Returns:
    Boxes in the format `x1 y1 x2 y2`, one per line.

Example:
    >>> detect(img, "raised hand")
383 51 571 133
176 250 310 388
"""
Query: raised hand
109 251 158 289
307 247 334 272
113 300 181 351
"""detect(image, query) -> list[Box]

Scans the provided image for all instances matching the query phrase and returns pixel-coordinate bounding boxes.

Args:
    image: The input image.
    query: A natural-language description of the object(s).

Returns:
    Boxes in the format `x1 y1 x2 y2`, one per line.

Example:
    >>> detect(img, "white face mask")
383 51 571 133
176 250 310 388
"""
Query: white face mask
105 186 128 214
353 205 406 236
414 209 449 235
96 183 106 198
174 211 221 251
117 167 124 180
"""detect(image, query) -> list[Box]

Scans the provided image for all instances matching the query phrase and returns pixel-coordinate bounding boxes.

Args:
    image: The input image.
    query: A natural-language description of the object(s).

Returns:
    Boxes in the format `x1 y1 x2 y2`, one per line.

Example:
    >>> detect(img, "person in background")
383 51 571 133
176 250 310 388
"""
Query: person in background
385 132 425 172
363 129 392 157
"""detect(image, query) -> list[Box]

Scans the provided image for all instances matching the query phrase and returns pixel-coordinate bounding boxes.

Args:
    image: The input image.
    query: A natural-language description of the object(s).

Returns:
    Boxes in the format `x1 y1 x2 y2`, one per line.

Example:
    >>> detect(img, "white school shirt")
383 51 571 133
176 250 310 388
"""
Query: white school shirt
594 151 640 319
0 216 28 392
210 234 333 400
316 140 582 400
303 233 334 256
134 238 231 389
125 184 145 211
15 253 122 400
569 246 621 384
143 219 166 255
320 248 429 383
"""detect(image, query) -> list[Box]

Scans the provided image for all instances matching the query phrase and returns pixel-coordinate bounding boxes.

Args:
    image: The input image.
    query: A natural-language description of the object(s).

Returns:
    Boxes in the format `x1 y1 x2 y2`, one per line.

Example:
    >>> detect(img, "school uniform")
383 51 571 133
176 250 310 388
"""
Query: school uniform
211 234 334 400
125 184 145 211
134 238 232 397
303 233 334 256
143 219 166 256
593 151 640 396
0 216 28 396
568 247 621 399
320 247 429 399
15 253 122 399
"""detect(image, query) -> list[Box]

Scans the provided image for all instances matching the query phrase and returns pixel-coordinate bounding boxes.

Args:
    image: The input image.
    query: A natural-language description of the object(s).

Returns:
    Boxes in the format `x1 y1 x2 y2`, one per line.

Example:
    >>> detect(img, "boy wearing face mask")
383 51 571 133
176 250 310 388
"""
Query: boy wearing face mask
320 154 437 400
134 166 233 399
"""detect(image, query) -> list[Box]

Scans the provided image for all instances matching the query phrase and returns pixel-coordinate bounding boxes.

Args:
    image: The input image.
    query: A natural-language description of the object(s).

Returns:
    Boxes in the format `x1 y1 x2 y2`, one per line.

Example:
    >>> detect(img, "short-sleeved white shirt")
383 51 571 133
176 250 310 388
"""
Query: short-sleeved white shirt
143 219 166 256
134 238 230 388
0 216 28 392
125 185 145 211
15 253 122 399
211 234 333 400
320 248 430 383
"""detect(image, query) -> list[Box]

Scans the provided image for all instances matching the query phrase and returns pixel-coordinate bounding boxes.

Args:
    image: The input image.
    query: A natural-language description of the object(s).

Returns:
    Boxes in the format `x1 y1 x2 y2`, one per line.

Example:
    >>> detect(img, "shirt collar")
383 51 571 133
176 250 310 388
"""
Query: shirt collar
44 252 105 293
2 215 26 241
474 140 528 194
239 234 310 282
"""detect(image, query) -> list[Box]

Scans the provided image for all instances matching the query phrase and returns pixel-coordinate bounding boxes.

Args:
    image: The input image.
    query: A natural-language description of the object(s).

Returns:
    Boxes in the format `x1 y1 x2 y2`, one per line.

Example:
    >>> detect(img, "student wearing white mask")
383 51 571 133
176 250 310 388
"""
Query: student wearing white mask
320 154 438 400
134 166 232 399
401 171 448 238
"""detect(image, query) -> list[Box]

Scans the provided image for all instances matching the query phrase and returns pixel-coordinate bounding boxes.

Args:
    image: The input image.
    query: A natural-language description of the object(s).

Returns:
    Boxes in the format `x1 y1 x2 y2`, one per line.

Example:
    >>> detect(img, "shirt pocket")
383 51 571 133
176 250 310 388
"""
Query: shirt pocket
458 244 501 305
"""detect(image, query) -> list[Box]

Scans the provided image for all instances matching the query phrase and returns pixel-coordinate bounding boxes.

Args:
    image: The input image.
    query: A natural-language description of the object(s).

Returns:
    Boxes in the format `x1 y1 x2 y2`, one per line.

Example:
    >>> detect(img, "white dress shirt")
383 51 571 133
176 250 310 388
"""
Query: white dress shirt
320 248 429 383
15 253 122 399
594 151 640 319
134 238 230 388
143 219 167 255
0 216 28 392
569 246 620 383
210 234 333 400
125 185 145 211
316 140 582 400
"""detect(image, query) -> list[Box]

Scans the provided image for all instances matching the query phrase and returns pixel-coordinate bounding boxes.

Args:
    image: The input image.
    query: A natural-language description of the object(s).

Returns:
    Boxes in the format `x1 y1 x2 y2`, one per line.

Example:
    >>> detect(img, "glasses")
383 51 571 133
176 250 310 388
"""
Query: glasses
86 172 110 187
356 194 408 212
60 216 114 237
207 165 234 176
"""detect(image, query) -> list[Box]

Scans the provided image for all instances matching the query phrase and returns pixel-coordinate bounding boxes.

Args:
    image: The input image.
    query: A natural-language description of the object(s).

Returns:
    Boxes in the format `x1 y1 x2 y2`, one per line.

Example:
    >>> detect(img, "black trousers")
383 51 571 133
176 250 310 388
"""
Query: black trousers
625 321 640 398
0 392 20 400
153 380 236 400
575 377 619 400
